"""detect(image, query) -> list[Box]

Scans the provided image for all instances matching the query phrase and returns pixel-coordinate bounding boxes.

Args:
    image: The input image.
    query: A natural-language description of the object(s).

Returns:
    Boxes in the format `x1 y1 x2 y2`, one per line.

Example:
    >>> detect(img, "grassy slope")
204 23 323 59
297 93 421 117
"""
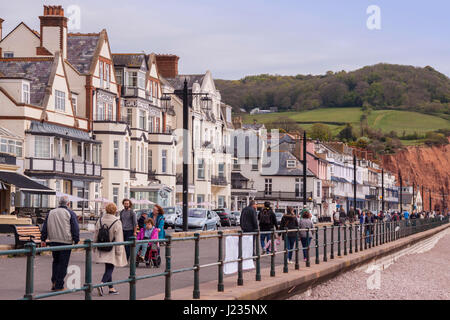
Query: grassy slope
241 108 450 136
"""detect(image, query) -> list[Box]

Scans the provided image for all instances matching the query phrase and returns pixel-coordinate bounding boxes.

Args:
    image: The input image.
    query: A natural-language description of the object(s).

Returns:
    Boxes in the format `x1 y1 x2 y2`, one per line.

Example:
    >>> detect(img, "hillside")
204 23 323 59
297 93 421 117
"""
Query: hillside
215 63 450 119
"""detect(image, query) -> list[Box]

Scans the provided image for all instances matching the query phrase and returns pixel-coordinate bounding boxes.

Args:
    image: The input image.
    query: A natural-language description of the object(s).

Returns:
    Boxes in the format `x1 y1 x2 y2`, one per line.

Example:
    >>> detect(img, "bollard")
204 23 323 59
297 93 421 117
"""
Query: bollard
306 228 311 267
323 226 327 262
295 227 300 270
270 228 276 277
337 225 341 257
256 230 261 281
349 224 353 254
343 224 347 256
24 242 36 300
193 233 200 299
165 235 173 300
315 227 320 265
354 224 358 253
330 225 334 260
129 237 137 300
238 231 244 285
84 239 93 301
283 228 289 274
218 231 224 292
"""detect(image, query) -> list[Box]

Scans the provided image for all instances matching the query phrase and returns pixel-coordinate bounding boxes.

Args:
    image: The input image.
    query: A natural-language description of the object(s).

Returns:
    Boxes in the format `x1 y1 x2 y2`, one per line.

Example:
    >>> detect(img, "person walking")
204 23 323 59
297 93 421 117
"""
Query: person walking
348 207 356 223
280 207 299 264
333 210 340 226
339 207 347 225
41 196 80 291
258 202 278 254
94 203 127 296
119 199 137 261
240 200 259 233
150 205 165 240
299 210 314 262
364 211 375 245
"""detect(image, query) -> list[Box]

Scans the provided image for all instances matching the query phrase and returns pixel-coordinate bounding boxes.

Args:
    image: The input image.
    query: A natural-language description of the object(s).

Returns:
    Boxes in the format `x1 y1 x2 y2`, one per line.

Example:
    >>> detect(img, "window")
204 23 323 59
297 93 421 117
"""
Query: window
77 188 89 209
198 159 205 179
141 146 145 172
286 160 296 168
148 150 152 172
99 62 104 88
138 72 145 89
4 52 14 58
218 163 225 178
127 109 133 127
22 83 30 104
124 186 129 200
55 90 65 111
55 180 61 193
113 187 119 206
116 70 123 86
72 96 77 116
155 118 160 133
295 178 302 198
139 110 146 130
252 160 258 171
218 196 225 209
265 179 272 196
97 102 105 121
35 136 52 158
148 116 154 133
162 150 167 173
15 141 23 157
128 72 138 87
0 139 6 153
197 195 205 208
317 181 321 198
105 64 110 89
77 143 82 157
113 141 119 167
125 141 129 169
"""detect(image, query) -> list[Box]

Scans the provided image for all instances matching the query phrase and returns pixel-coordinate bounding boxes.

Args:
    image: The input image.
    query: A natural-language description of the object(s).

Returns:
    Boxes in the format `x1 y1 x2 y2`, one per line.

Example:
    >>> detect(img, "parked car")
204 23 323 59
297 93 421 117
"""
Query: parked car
174 208 218 232
163 206 182 229
210 210 221 228
231 211 241 226
213 209 232 227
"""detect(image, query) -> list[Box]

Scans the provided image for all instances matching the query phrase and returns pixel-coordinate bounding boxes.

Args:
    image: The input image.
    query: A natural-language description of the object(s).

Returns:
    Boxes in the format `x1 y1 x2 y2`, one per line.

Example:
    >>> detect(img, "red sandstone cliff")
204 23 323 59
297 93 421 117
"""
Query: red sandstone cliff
382 140 450 212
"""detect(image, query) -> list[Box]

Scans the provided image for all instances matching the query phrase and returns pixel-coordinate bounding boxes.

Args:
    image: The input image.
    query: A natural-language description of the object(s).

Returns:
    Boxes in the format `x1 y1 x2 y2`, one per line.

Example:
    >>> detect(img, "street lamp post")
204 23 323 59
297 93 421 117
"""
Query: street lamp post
382 169 385 212
429 188 432 212
399 170 403 213
353 154 357 213
303 131 307 209
161 79 211 231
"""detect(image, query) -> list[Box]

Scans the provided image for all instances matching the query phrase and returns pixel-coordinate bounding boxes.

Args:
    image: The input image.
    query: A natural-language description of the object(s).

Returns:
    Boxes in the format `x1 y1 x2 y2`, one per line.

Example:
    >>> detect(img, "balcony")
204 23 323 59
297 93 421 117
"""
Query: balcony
255 191 314 201
25 158 101 177
211 175 228 186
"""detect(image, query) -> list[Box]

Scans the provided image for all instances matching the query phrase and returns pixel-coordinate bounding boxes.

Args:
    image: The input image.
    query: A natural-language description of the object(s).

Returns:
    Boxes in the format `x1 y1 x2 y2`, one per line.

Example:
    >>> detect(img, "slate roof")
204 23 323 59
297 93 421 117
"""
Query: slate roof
261 150 315 177
112 54 147 69
165 74 205 90
67 34 100 74
26 121 99 144
0 58 54 106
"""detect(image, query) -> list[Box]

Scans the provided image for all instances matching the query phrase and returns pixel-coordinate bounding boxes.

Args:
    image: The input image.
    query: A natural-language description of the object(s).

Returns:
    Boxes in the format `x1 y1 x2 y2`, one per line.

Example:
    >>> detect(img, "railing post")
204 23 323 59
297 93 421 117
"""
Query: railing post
330 225 334 260
360 222 363 251
165 235 172 300
24 242 36 300
369 224 373 249
238 231 244 285
255 230 261 281
343 223 347 256
337 225 341 257
323 226 327 262
270 228 276 277
295 227 300 270
382 222 385 245
354 224 358 253
306 228 311 267
218 231 224 292
129 236 137 300
315 227 320 265
193 233 200 299
84 239 93 301
349 224 353 254
283 228 289 273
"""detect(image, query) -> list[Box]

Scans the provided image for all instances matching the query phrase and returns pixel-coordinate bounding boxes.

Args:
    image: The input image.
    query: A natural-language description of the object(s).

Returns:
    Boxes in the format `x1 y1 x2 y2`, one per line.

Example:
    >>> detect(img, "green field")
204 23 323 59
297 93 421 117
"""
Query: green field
242 108 450 136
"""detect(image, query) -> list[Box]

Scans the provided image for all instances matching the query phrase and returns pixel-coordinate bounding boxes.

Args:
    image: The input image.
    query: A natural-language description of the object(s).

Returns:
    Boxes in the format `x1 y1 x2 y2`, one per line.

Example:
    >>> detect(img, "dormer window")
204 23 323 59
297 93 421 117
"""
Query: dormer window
22 83 30 104
55 90 65 111
287 160 296 168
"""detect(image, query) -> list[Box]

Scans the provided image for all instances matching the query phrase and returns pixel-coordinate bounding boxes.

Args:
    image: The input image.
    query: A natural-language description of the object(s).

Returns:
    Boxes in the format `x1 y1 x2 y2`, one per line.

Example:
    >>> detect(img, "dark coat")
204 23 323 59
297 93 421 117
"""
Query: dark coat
280 215 299 238
240 206 258 233
258 208 278 231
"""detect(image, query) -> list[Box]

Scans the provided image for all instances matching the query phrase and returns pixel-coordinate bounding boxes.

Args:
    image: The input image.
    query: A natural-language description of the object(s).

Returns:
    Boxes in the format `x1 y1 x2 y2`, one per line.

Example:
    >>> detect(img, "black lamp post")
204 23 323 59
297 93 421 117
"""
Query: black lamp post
430 188 432 212
303 131 307 209
399 170 403 213
161 80 211 231
353 154 357 212
382 169 385 212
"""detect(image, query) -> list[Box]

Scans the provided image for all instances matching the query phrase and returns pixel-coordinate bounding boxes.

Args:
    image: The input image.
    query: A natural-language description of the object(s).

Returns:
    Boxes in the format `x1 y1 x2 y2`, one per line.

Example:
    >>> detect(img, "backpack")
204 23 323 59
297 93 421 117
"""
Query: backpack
260 208 272 225
96 218 118 252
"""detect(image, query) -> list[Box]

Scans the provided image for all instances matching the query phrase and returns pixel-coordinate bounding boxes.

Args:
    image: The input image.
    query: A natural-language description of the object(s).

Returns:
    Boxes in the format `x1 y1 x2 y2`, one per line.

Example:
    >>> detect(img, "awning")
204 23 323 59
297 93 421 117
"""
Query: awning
0 171 55 194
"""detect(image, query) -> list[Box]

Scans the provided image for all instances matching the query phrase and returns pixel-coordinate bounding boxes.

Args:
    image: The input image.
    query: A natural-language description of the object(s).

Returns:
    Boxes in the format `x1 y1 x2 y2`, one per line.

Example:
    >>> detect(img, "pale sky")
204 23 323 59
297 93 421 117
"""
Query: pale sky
1 0 449 79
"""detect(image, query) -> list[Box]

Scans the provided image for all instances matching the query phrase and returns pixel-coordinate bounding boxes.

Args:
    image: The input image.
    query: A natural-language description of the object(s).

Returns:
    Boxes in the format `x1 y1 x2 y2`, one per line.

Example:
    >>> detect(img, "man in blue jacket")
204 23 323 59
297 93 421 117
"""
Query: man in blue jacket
41 196 80 291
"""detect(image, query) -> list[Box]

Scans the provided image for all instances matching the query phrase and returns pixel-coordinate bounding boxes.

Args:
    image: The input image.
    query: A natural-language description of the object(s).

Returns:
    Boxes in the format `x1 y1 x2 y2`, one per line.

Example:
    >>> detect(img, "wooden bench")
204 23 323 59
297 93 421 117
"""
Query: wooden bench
14 225 42 249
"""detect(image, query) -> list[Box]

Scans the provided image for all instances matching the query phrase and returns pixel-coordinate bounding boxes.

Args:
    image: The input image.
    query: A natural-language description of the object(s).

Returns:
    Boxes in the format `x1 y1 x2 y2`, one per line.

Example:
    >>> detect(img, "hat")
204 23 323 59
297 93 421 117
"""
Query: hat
264 201 271 208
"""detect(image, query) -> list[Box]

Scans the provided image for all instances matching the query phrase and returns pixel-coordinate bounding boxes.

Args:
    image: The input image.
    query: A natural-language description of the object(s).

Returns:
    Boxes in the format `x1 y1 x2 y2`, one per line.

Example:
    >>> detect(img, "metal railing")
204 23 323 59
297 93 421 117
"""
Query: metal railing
0 217 448 300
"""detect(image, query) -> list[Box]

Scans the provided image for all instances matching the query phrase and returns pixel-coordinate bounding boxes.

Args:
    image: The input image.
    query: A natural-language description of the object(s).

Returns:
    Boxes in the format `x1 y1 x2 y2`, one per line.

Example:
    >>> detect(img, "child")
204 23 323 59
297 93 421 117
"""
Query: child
135 218 159 262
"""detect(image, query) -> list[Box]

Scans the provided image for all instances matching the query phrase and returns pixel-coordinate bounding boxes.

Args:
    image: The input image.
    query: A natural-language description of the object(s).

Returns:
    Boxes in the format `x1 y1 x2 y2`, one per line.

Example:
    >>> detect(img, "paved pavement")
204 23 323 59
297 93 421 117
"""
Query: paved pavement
0 223 346 300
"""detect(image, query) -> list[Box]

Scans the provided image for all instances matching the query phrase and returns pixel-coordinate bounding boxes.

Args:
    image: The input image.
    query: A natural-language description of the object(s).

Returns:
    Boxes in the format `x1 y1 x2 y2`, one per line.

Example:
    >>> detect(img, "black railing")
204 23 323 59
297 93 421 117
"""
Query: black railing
0 217 448 300
211 175 227 186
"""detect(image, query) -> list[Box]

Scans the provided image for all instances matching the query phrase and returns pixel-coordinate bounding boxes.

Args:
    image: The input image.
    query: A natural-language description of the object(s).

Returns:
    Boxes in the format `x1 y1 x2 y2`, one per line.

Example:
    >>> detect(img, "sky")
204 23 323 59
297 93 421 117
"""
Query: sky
0 0 449 79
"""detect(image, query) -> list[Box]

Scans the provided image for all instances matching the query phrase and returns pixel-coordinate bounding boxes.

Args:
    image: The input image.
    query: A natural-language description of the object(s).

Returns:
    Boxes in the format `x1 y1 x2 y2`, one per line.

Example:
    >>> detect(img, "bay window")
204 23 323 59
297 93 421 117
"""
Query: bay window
34 136 52 158
139 110 146 130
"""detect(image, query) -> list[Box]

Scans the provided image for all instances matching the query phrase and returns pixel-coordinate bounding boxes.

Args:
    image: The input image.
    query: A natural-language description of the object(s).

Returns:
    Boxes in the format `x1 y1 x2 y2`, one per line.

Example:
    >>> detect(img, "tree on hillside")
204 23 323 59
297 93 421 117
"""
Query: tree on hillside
338 124 356 142
309 124 332 141
266 117 304 133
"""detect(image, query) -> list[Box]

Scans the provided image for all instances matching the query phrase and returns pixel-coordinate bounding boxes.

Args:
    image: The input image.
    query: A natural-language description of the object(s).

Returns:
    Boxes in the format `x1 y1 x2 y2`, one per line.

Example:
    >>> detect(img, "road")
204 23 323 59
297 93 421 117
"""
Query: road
289 228 450 300
0 223 355 300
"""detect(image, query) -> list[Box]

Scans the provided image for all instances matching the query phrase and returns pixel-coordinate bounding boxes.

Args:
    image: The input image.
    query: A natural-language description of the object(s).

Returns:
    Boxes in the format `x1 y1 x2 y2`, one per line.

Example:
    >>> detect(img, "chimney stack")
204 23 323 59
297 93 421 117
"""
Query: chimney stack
155 54 180 78
38 5 68 58
0 18 4 41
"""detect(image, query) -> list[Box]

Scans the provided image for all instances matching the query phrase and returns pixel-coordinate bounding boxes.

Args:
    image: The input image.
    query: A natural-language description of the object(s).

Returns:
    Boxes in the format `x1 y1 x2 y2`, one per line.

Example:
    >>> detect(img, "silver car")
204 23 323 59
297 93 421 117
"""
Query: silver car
163 206 181 229
175 208 218 231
